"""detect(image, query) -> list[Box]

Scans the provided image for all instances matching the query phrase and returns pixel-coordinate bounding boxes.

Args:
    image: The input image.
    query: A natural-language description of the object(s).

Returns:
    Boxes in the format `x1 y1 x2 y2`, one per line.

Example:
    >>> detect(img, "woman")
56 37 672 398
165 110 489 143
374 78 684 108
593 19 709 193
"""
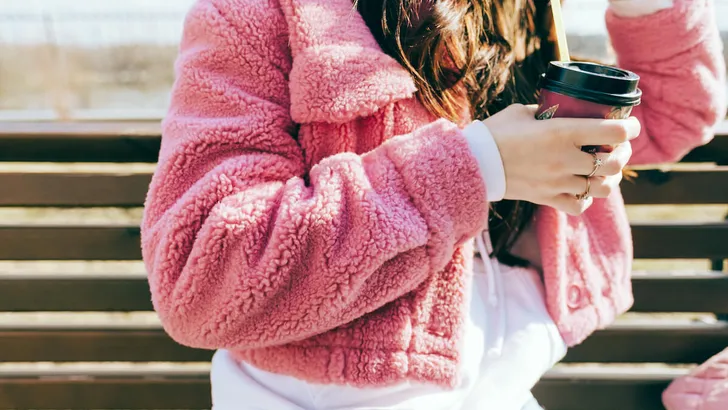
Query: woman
142 0 725 408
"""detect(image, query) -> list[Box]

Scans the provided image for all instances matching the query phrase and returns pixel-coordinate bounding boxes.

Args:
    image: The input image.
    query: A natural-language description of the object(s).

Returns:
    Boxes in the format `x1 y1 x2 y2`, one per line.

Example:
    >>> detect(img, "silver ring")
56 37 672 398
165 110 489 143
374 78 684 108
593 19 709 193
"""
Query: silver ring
576 176 591 200
587 152 603 178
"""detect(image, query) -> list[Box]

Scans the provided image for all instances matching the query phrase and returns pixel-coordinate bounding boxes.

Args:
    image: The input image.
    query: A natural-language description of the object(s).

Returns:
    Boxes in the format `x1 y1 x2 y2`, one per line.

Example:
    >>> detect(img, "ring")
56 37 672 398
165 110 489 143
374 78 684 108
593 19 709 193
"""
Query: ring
576 176 591 200
587 152 604 178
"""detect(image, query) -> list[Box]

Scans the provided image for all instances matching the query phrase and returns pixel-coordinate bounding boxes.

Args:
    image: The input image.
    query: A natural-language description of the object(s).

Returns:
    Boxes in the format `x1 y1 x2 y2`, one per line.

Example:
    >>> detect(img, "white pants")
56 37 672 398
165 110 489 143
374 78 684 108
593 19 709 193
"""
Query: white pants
210 259 566 410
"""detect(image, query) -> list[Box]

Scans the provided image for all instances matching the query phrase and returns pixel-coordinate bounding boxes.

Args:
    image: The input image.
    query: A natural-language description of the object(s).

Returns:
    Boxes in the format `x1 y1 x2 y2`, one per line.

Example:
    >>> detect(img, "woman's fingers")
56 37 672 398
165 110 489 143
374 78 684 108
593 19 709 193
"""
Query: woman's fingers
566 141 633 177
549 117 642 146
560 174 623 198
561 175 602 198
547 173 621 215
550 193 593 216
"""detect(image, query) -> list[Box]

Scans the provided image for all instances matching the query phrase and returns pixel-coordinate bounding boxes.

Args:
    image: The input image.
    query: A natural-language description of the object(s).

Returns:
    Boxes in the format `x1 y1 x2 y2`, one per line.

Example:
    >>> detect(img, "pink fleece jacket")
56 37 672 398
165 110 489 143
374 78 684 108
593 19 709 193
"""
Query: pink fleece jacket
142 0 725 388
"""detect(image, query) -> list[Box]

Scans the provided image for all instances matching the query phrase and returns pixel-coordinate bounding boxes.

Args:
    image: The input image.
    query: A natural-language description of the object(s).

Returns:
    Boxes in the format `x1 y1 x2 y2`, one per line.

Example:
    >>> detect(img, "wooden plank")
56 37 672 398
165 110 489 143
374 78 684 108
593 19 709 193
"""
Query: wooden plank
632 222 728 259
0 120 722 164
2 167 725 207
682 133 728 164
0 365 210 410
0 173 150 207
0 379 211 410
0 325 212 362
1 222 725 261
622 168 728 204
564 321 728 363
631 271 728 313
0 320 724 364
0 364 682 410
0 274 152 311
533 366 685 410
0 225 141 260
0 121 161 137
0 363 209 378
0 121 160 163
0 270 724 314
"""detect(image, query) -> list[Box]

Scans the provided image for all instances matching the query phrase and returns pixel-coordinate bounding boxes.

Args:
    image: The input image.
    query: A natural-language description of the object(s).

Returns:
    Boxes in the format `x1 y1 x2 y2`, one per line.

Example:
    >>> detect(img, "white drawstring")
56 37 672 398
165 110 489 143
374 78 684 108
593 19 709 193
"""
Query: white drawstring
475 229 506 356
475 230 498 307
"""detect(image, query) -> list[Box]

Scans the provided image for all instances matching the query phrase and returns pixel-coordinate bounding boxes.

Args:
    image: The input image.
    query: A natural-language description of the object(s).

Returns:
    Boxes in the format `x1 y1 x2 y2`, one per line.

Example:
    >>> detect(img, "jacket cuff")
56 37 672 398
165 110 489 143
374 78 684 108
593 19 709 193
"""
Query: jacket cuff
382 119 490 265
462 120 506 202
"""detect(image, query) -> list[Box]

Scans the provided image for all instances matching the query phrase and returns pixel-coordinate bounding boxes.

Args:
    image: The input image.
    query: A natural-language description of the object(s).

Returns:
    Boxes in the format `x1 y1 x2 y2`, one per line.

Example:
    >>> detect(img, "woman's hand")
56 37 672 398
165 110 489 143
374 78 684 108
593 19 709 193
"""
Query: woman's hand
484 104 640 216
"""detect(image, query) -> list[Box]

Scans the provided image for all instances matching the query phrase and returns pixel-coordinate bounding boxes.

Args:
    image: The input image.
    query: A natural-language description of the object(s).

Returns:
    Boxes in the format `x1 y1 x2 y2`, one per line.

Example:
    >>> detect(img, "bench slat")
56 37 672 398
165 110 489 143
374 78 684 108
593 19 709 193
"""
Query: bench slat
1 121 725 164
534 381 667 410
0 225 141 260
0 272 725 312
0 364 209 409
622 168 728 204
564 321 728 363
0 325 211 362
0 378 210 410
0 327 211 362
0 121 161 137
0 275 151 311
631 272 728 313
2 222 724 261
0 365 682 410
534 368 679 410
632 222 728 259
0 321 723 364
2 168 727 207
0 122 160 163
681 132 728 165
0 173 150 207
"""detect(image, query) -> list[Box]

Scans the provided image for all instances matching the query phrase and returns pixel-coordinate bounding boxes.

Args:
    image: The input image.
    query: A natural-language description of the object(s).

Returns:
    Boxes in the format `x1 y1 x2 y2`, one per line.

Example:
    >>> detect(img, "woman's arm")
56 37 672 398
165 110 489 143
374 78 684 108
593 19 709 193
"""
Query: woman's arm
142 0 489 351
606 0 727 164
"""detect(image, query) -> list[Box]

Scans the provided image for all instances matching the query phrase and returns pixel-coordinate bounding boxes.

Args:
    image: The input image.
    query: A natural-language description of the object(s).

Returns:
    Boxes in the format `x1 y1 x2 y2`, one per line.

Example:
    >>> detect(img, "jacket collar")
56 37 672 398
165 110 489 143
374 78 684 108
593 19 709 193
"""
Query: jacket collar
279 0 418 124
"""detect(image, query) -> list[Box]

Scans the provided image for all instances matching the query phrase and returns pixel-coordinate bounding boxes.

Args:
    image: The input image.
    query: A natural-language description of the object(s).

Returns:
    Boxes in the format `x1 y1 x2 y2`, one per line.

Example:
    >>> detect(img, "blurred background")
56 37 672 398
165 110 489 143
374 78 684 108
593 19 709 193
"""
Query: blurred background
1 0 726 121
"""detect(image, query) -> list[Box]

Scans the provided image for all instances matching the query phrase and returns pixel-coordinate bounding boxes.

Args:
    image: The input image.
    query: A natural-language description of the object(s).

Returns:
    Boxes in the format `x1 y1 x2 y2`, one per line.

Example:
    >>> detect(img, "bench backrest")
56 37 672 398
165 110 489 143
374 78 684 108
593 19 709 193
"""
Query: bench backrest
0 121 726 410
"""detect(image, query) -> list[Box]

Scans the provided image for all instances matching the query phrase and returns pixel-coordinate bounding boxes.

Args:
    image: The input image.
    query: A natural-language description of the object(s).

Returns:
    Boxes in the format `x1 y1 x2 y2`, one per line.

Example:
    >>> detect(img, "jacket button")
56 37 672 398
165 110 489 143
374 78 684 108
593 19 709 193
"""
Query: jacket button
567 285 583 309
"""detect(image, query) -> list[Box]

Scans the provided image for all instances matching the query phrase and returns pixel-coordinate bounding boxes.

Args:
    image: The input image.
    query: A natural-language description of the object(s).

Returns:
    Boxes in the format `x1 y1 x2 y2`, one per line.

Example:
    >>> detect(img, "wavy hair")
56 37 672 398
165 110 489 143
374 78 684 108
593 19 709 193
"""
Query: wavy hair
356 0 556 265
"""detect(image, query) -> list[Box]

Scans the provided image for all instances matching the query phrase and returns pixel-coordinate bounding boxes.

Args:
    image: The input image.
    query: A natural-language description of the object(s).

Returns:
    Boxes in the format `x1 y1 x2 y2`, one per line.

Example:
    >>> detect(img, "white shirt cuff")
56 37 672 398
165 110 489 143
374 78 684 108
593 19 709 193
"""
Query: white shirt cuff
608 0 674 17
462 120 506 202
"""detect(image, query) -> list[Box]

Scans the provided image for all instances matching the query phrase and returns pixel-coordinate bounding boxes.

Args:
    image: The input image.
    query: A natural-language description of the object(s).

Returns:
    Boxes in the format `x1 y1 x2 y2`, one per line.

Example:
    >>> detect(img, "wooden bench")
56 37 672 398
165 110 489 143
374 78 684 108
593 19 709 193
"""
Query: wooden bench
0 121 726 410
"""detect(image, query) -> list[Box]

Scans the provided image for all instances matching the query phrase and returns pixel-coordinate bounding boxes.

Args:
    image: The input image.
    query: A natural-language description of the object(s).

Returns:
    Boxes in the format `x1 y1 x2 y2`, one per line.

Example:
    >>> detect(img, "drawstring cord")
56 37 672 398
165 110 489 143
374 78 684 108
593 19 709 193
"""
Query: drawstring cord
475 229 506 356
475 230 498 307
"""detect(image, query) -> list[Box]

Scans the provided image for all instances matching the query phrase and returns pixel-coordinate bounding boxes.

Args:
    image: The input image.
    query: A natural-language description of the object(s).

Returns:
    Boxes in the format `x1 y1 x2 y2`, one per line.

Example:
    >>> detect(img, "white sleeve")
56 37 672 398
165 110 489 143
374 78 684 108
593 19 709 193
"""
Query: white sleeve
608 0 674 17
462 120 506 202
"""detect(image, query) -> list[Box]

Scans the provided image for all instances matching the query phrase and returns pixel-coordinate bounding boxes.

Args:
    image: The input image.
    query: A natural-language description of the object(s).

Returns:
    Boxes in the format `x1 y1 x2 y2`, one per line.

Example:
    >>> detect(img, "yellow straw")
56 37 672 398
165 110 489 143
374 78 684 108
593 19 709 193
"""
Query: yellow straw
549 0 571 62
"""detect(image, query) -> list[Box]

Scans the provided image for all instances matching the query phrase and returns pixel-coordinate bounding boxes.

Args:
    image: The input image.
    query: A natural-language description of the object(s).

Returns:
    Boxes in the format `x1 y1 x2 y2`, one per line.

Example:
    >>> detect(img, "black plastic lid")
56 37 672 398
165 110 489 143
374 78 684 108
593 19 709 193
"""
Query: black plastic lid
538 61 642 107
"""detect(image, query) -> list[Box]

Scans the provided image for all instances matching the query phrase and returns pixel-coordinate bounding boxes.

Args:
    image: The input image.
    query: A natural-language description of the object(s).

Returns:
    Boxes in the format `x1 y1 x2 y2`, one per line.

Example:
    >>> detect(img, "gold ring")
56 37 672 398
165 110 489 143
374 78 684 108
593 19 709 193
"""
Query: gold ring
576 176 591 200
587 152 604 178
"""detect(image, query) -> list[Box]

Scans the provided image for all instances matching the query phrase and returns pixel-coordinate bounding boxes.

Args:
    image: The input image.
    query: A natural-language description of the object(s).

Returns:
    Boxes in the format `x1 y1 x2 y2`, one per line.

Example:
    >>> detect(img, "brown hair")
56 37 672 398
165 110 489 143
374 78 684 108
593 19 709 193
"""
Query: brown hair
356 0 556 265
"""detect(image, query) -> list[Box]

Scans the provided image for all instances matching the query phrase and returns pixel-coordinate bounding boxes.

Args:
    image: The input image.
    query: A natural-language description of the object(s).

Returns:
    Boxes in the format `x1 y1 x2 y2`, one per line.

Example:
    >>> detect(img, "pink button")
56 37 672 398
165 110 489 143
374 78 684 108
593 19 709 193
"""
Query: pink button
567 285 583 309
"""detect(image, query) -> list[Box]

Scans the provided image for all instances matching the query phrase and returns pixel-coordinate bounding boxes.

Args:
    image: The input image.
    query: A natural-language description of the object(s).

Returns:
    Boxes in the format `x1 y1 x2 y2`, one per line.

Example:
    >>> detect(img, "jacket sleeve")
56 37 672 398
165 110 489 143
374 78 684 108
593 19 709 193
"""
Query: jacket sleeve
606 0 727 165
141 0 489 351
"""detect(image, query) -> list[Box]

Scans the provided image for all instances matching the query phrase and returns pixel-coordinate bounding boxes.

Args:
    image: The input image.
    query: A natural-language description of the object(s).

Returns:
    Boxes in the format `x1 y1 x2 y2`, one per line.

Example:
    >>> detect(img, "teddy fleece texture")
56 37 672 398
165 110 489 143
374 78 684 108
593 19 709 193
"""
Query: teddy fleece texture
141 0 726 388
663 348 728 410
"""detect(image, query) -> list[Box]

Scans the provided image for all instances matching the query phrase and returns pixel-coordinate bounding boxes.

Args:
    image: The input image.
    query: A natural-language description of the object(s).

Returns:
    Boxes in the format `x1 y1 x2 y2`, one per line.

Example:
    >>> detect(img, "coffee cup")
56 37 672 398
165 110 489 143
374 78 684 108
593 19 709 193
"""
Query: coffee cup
535 61 642 153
